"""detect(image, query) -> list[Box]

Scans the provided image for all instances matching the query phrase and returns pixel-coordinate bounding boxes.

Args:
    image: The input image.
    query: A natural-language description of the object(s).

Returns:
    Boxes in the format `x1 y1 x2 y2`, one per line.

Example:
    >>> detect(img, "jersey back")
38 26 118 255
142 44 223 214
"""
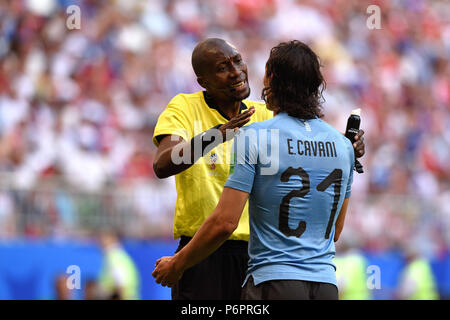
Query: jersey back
225 112 355 286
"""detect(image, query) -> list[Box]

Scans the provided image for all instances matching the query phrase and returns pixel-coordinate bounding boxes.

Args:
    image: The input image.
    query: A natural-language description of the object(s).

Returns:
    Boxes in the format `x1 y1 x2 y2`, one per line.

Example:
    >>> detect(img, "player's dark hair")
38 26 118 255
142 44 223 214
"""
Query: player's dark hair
262 40 325 119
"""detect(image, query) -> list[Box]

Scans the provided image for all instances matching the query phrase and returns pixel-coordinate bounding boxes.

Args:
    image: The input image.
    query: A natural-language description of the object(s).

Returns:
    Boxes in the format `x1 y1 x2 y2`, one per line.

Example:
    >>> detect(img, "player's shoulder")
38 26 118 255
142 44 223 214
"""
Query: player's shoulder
315 119 344 138
313 118 337 132
240 113 279 138
315 119 353 149
243 99 272 120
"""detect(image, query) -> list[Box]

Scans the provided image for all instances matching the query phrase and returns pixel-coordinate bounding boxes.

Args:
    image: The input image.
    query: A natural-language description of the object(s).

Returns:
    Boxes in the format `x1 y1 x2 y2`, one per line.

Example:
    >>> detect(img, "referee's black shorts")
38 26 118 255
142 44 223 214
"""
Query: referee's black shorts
241 276 338 300
171 236 249 300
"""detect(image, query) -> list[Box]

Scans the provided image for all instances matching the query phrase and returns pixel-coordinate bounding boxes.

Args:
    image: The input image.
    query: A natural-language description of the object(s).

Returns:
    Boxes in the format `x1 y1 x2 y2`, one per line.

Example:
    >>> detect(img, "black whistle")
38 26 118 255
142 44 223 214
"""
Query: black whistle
345 109 364 173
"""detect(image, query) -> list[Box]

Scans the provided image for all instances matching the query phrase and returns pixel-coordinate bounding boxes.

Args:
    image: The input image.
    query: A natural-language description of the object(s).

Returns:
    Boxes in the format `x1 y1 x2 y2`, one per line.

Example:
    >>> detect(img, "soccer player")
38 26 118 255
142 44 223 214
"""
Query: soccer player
152 38 365 300
153 40 357 300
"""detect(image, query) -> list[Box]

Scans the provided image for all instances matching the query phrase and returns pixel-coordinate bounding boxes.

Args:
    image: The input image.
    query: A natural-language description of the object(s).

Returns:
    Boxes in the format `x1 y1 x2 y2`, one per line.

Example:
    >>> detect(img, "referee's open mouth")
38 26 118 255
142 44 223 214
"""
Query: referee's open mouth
229 79 249 97
231 81 245 89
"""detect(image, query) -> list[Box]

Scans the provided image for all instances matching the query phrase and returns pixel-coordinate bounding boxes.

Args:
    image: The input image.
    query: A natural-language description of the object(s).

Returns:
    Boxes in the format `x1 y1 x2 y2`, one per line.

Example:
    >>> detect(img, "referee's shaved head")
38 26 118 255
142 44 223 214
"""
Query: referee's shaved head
191 38 250 102
191 38 237 77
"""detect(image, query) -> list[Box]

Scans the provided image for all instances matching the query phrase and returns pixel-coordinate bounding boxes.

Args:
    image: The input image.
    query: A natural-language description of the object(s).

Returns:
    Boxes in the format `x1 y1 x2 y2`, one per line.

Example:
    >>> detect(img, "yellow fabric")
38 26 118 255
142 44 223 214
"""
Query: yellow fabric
153 91 272 240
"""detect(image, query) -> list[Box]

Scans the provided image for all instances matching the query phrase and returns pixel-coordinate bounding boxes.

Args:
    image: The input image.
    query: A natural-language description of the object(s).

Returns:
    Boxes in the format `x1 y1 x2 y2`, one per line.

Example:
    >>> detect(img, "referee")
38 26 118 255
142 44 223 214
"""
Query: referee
152 38 365 300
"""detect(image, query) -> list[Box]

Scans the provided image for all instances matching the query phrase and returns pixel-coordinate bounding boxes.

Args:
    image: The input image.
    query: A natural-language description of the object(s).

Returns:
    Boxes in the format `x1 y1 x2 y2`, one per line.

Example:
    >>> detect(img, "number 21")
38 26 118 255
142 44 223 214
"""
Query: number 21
279 167 342 239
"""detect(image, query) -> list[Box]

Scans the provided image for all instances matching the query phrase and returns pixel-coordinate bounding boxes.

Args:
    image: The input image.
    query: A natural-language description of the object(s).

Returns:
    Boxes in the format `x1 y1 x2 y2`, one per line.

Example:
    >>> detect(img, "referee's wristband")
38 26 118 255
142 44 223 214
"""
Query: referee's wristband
190 125 223 157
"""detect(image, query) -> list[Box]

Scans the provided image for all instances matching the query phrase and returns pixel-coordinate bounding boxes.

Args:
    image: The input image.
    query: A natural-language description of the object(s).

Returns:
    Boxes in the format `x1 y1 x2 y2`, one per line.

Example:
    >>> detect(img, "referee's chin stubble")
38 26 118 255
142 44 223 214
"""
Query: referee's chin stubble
232 83 251 101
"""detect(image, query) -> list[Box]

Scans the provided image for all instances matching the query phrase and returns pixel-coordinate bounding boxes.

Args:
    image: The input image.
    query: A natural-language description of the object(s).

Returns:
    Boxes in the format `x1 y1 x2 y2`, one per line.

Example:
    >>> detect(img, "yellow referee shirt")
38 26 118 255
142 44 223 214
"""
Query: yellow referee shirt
153 91 273 241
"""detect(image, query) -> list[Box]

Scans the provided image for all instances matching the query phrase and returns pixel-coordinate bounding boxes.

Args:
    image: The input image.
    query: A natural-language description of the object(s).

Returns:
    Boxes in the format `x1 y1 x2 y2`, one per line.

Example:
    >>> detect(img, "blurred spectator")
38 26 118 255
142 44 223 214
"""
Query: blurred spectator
84 279 99 300
97 230 140 300
396 245 439 300
335 240 372 300
54 274 73 300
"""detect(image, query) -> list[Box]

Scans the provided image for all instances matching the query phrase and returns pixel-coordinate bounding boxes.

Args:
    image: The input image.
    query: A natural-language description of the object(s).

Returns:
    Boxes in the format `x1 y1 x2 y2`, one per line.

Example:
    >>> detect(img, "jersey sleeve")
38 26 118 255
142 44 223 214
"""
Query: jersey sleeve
152 94 191 147
345 140 355 199
224 127 258 194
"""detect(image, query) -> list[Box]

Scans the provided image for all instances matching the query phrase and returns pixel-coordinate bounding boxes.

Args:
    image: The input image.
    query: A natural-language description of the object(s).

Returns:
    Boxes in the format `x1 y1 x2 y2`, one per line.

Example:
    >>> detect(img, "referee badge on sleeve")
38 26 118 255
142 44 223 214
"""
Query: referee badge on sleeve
209 152 218 170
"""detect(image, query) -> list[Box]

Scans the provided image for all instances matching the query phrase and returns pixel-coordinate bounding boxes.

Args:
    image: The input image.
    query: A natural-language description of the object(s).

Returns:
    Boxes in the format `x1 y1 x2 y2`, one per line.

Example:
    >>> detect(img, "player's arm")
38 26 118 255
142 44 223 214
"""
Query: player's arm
334 197 350 242
152 187 248 287
153 107 255 179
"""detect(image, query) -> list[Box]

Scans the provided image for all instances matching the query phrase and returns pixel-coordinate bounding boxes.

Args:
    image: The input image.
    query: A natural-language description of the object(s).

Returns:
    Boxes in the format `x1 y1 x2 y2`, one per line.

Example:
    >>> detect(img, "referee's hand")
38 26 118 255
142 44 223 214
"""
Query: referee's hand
152 256 183 288
353 129 365 158
218 106 255 141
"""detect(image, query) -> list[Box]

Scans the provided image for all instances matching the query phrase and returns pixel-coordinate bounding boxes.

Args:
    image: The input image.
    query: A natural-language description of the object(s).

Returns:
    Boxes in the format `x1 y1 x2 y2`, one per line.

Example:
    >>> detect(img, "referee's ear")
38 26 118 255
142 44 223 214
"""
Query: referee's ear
197 76 207 89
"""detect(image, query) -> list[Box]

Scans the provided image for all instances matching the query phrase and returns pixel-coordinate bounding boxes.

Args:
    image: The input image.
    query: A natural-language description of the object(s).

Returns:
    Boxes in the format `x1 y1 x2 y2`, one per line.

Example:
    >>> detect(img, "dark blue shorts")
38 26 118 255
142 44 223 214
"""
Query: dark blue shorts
171 236 249 300
241 275 338 300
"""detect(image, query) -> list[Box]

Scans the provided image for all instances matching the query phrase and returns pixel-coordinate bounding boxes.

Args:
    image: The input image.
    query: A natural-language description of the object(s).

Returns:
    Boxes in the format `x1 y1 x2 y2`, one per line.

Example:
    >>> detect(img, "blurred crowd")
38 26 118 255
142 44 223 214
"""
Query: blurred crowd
0 0 448 257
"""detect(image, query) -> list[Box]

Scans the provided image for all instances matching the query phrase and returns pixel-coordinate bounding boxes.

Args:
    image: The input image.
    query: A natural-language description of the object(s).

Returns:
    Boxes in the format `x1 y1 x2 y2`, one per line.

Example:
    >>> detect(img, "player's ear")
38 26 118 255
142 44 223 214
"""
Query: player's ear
264 68 274 87
268 71 274 83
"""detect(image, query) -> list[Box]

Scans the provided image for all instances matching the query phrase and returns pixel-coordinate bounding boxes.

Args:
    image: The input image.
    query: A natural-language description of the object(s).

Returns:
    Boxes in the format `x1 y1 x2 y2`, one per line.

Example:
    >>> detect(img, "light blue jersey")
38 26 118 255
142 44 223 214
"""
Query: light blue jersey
225 112 355 287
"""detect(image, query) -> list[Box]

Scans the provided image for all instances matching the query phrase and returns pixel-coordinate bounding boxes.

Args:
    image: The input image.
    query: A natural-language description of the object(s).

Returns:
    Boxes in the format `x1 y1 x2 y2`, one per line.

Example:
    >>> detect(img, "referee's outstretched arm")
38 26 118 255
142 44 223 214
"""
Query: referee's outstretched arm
153 107 254 179
153 134 192 179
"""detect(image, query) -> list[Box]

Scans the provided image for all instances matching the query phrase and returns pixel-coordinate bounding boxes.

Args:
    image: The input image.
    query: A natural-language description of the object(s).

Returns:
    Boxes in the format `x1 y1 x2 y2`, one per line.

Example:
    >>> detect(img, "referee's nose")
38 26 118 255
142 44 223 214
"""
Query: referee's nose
229 65 240 80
